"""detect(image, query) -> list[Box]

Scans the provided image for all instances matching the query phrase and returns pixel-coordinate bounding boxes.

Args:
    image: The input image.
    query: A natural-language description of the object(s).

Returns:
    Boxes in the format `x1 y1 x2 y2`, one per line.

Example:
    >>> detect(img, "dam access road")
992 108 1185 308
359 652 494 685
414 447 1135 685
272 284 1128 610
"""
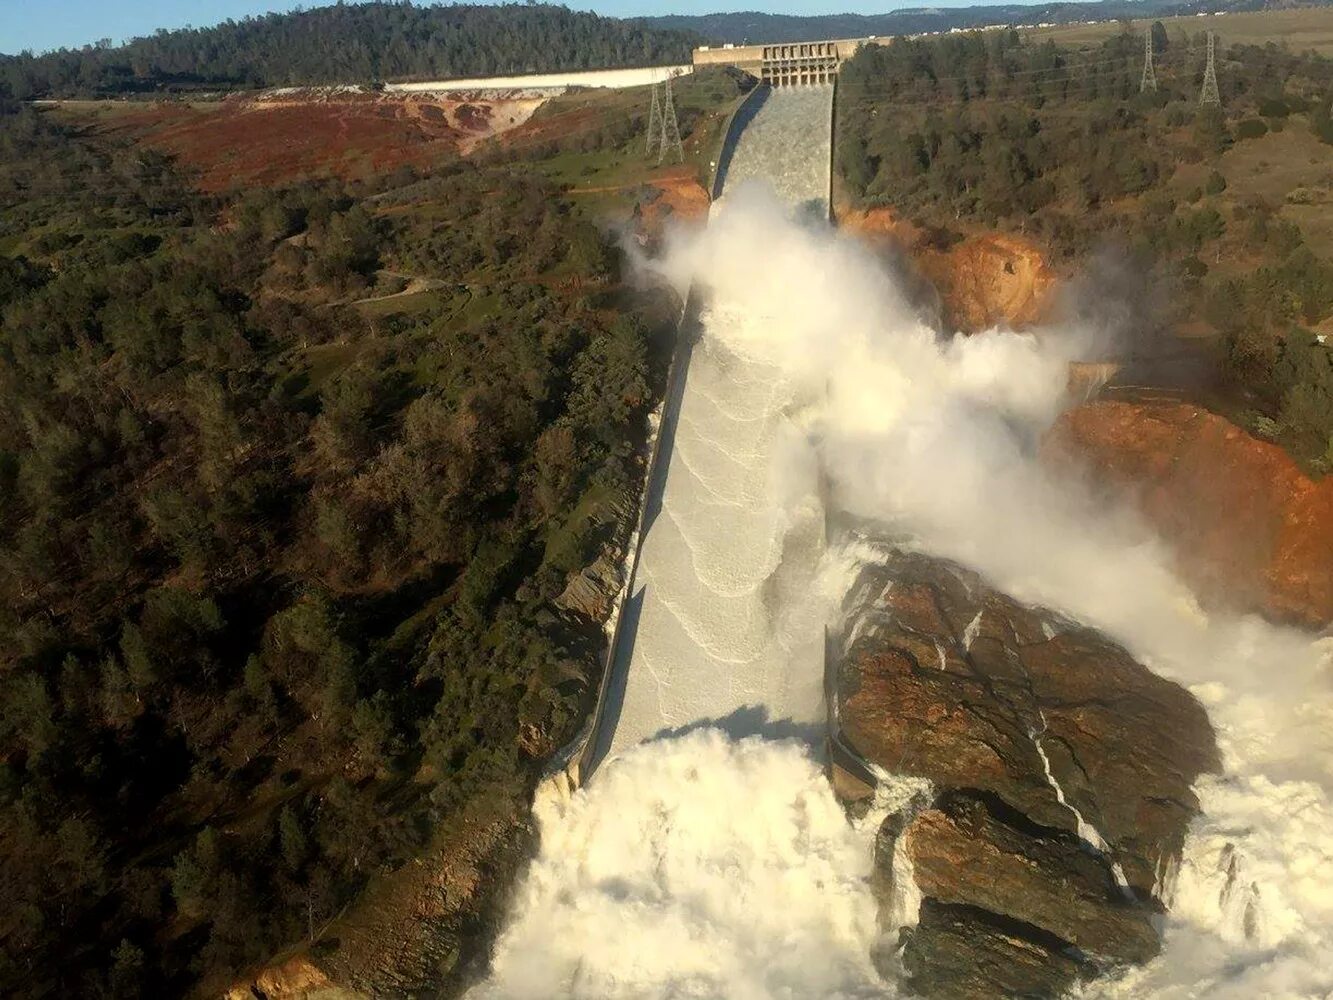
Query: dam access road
584 85 836 776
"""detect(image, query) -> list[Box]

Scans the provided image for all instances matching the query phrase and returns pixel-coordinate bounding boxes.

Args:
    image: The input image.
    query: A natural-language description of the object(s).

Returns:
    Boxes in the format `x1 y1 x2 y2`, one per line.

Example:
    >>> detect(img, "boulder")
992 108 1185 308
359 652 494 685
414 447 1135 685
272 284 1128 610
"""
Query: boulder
835 549 1218 997
554 544 626 622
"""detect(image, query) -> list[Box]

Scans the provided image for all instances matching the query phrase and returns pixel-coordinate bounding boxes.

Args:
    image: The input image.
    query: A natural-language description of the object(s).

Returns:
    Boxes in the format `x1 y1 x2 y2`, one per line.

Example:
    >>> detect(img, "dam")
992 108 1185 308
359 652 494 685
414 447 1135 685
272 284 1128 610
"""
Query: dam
585 85 836 774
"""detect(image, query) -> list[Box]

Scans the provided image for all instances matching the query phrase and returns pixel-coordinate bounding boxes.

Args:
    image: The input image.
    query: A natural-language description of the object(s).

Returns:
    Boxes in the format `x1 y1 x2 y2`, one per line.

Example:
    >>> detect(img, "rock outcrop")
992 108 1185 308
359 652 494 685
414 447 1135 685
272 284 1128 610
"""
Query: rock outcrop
554 542 626 623
903 900 1090 1000
1048 399 1333 630
835 549 1219 998
224 955 355 1000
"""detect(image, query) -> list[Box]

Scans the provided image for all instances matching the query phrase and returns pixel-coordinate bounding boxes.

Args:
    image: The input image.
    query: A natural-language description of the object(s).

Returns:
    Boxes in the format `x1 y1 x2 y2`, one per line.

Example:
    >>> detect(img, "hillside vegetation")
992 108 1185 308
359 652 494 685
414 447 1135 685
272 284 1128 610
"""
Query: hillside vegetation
837 26 1333 470
638 0 1297 45
0 101 679 996
0 2 700 99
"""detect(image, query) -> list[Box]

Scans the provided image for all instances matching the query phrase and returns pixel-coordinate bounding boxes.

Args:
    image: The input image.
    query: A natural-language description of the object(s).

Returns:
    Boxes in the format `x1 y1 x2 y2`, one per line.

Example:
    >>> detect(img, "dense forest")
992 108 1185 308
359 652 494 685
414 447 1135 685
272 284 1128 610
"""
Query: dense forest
639 0 1268 46
837 28 1333 469
0 99 677 995
0 2 700 99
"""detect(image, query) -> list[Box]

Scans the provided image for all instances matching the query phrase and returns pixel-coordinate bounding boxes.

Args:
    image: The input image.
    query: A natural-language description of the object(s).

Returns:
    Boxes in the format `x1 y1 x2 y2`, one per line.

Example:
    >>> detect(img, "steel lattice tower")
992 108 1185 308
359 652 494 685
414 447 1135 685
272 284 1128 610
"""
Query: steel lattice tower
658 73 684 165
645 73 663 157
1199 31 1221 106
1140 30 1157 93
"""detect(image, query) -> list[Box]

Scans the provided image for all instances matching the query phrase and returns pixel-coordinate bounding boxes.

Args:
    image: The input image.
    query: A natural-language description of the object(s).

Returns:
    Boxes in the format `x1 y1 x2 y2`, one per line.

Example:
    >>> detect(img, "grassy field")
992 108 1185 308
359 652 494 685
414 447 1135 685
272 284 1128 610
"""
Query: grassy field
516 67 750 217
1214 123 1333 259
1025 6 1333 54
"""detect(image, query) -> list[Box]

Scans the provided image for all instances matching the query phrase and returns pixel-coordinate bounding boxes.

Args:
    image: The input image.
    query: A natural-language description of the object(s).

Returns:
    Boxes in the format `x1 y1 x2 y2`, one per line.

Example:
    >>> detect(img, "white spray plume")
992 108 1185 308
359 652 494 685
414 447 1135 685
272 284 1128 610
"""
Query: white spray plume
473 729 909 1000
481 190 1333 999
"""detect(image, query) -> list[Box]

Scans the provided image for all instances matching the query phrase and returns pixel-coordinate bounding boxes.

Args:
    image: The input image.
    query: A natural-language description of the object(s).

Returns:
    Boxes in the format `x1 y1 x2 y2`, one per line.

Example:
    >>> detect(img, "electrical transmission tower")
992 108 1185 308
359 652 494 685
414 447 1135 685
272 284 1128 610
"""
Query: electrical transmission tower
1199 31 1221 107
1140 30 1157 93
645 73 663 157
657 72 684 165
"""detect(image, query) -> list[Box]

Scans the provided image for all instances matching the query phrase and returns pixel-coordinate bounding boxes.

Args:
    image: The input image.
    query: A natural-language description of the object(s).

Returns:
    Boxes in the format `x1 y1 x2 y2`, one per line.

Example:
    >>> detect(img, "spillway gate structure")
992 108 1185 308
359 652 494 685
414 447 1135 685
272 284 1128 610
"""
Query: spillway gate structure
693 37 872 87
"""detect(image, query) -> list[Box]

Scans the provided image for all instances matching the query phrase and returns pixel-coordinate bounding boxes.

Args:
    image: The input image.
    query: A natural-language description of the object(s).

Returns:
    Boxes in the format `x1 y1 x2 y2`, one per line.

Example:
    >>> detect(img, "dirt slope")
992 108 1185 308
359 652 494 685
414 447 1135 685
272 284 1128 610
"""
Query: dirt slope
1048 400 1333 630
76 89 543 192
841 206 1057 332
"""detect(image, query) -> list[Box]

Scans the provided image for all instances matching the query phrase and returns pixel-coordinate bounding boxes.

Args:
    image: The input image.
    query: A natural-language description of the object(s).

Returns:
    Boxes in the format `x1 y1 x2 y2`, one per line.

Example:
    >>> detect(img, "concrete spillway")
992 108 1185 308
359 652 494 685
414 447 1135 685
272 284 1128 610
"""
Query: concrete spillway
587 86 835 773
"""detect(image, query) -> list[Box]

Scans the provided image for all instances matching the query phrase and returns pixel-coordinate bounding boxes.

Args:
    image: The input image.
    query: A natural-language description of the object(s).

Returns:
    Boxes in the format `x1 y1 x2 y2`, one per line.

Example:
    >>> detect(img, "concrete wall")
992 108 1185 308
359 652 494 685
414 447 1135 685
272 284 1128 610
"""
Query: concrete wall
387 64 690 94
709 82 768 201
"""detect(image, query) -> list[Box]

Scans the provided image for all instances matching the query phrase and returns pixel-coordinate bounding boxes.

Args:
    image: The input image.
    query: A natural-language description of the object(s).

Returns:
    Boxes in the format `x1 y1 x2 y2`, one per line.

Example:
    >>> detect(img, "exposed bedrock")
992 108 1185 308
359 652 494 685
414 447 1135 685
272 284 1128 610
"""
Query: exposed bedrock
836 550 1219 998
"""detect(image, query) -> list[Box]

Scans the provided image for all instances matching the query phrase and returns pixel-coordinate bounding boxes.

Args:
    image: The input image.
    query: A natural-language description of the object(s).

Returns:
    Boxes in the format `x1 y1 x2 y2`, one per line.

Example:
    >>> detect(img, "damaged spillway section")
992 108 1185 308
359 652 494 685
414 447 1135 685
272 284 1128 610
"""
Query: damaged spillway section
831 547 1220 998
585 84 837 774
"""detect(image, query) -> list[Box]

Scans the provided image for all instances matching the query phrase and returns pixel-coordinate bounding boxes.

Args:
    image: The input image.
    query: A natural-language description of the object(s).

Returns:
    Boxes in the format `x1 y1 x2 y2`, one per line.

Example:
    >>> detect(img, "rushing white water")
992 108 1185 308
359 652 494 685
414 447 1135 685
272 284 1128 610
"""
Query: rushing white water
480 84 1333 999
596 86 836 764
654 191 1333 998
473 730 907 1000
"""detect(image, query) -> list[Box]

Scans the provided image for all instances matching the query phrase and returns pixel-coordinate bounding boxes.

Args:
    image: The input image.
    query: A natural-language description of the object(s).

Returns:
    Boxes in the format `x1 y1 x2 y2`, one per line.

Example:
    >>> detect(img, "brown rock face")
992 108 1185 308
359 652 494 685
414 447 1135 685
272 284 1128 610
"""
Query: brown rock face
903 900 1089 1000
909 798 1158 963
837 550 1218 998
1048 400 1333 629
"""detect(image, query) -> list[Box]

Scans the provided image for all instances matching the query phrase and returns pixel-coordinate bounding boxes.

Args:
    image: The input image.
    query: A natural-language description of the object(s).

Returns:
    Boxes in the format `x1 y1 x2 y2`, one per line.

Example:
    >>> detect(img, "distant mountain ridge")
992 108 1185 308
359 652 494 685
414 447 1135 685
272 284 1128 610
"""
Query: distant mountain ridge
638 0 1323 43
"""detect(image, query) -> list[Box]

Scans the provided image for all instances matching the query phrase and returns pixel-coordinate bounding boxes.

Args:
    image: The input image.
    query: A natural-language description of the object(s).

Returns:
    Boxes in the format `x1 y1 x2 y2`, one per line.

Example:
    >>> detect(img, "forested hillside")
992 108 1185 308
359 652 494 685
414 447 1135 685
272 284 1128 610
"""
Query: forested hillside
0 2 700 99
637 0 1289 45
0 101 677 996
837 27 1333 469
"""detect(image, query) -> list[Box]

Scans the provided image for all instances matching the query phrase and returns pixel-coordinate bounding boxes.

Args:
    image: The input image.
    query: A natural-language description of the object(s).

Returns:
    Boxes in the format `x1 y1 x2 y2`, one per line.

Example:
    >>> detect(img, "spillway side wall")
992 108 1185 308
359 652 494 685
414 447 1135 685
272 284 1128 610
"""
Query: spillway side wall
826 77 837 223
537 291 699 793
819 80 886 799
710 81 769 201
572 291 705 785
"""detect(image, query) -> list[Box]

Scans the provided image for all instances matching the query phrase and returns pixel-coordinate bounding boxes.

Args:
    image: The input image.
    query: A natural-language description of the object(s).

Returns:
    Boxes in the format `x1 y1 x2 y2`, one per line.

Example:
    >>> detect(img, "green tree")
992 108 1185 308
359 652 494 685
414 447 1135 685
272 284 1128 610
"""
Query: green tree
278 805 308 871
5 674 57 758
108 939 145 999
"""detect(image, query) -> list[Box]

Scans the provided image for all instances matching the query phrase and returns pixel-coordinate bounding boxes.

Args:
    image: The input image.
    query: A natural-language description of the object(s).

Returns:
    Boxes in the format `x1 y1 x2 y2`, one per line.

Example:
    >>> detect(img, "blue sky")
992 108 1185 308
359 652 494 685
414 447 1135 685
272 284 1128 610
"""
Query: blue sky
2 0 1005 56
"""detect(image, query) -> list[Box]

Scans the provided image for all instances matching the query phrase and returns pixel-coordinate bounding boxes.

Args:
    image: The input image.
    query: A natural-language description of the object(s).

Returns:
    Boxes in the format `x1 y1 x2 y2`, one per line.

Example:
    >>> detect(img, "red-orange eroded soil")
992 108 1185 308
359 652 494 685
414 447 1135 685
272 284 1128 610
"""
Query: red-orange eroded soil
1048 400 1333 630
841 206 1057 332
84 90 543 192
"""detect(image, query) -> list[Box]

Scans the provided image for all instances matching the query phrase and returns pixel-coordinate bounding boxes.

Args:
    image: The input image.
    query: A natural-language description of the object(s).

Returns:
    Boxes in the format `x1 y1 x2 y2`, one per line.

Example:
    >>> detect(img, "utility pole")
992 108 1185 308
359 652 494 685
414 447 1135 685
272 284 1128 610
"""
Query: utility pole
1199 31 1221 107
645 72 663 158
658 72 684 165
1140 29 1157 93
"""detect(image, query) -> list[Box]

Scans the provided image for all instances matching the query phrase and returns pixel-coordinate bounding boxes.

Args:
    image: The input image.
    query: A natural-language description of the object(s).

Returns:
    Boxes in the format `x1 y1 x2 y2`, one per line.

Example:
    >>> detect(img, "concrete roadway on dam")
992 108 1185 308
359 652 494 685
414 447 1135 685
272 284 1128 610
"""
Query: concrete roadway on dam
585 85 835 777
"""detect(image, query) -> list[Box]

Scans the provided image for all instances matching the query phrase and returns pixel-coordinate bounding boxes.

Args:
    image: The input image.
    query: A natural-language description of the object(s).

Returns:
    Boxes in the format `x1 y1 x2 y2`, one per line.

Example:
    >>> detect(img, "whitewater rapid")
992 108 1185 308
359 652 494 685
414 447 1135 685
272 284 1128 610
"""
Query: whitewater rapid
477 82 1333 1000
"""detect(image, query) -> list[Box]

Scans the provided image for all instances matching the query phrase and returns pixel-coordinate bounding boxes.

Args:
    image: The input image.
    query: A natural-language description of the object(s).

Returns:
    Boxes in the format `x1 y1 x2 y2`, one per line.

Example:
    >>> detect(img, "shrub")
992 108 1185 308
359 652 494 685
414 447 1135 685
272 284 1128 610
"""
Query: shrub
1235 118 1269 140
1315 99 1333 145
1205 170 1228 195
1181 255 1208 278
1257 97 1290 119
